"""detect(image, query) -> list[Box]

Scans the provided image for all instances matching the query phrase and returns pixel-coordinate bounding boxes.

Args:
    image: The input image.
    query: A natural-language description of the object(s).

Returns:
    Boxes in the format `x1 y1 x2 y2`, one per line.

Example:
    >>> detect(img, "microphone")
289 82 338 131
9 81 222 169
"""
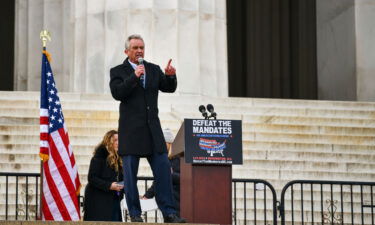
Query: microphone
199 105 208 119
206 104 214 113
137 58 145 85
206 104 217 119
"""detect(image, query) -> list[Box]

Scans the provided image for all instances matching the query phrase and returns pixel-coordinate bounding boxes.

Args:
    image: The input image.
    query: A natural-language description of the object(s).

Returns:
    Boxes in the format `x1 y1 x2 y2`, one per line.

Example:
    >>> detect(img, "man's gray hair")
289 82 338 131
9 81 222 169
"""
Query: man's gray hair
125 34 144 50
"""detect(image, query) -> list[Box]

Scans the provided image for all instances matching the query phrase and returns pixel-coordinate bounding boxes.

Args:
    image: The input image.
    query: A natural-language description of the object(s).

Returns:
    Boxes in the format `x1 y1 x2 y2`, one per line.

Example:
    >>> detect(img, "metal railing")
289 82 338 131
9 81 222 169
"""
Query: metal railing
279 180 375 225
232 178 278 225
2 172 375 225
0 172 40 220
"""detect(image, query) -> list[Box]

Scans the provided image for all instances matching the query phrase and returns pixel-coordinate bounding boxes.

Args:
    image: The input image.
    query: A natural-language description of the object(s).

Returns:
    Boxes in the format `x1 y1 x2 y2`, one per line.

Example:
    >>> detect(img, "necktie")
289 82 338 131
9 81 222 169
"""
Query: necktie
140 75 145 88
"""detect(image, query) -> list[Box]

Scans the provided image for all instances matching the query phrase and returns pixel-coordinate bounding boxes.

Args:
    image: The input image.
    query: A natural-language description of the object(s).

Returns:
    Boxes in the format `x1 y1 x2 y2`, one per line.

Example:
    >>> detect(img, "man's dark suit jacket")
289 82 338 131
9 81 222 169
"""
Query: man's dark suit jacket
109 58 177 156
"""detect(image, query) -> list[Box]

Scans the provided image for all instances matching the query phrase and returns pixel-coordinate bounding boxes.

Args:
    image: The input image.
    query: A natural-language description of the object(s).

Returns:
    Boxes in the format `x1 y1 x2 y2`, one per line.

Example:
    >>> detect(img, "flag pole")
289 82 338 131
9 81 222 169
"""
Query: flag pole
39 30 51 220
38 159 43 220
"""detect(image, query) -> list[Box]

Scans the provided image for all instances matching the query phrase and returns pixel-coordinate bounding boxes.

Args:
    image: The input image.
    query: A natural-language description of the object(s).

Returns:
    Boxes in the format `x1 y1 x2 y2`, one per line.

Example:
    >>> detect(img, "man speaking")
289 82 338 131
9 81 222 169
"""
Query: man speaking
109 34 185 223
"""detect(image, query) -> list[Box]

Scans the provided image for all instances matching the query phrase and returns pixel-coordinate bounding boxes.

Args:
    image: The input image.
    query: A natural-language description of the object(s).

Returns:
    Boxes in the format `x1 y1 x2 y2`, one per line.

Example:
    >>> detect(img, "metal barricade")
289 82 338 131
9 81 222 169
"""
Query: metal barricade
279 180 375 225
0 172 40 220
232 178 278 225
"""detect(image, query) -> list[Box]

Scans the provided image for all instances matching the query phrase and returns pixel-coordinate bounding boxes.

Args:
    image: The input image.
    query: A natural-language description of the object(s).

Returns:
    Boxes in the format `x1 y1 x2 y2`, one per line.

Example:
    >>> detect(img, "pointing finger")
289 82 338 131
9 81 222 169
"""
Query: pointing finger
166 59 172 68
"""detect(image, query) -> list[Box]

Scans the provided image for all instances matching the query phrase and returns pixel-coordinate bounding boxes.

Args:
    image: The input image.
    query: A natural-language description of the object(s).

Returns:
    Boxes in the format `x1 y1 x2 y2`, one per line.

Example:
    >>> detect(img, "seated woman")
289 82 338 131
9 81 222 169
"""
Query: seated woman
83 130 124 221
142 128 181 216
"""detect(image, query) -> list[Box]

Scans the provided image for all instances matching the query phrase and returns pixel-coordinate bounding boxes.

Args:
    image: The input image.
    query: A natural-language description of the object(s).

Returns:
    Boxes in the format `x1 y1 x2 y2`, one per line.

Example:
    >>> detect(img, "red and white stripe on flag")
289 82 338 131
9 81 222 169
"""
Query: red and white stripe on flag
40 51 81 221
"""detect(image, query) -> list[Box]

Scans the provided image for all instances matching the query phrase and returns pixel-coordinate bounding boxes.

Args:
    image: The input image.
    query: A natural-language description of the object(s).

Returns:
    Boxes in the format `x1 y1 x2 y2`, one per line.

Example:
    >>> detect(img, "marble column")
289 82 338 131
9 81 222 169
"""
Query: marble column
316 0 375 101
316 0 357 101
355 0 375 101
14 0 228 97
14 0 29 91
14 0 72 92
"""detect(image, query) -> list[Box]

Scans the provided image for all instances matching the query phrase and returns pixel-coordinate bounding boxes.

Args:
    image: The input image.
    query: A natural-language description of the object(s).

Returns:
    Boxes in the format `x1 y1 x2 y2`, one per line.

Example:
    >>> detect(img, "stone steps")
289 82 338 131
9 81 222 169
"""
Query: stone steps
1 130 374 146
1 91 375 224
243 149 375 164
3 97 375 119
233 187 372 199
2 97 375 118
3 111 375 129
232 169 375 182
234 203 369 217
0 117 181 131
245 141 375 153
234 210 372 224
0 110 177 122
244 115 375 128
245 132 375 145
2 159 375 183
1 90 374 108
245 123 375 136
174 104 375 119
174 111 375 128
2 141 375 155
2 123 375 137
4 152 375 174
3 147 375 165
2 144 374 169
233 178 375 194
0 144 94 154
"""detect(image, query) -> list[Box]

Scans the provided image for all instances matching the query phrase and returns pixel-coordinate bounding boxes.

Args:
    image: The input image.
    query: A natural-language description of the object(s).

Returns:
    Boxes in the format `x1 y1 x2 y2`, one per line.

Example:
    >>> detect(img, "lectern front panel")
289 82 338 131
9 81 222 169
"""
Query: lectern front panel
184 119 243 165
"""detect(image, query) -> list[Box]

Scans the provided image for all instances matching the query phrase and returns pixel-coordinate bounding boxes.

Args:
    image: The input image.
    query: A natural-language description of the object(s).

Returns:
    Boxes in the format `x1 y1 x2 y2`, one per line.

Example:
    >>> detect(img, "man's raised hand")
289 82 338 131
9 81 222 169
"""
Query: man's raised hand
165 59 176 75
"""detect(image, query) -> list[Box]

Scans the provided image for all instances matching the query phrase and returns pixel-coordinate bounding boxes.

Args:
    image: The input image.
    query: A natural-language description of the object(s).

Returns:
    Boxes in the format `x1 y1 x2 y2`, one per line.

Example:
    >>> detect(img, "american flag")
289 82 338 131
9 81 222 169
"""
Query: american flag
39 51 81 221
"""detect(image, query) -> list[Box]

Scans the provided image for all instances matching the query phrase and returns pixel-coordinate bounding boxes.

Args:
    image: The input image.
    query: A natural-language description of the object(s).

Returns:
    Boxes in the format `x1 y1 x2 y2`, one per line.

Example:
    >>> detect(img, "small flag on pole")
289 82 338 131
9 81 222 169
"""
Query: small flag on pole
39 50 81 221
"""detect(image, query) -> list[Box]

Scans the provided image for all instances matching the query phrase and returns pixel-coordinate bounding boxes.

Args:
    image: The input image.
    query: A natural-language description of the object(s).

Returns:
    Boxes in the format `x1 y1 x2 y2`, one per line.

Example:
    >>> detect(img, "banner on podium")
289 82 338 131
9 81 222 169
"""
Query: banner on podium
184 119 242 164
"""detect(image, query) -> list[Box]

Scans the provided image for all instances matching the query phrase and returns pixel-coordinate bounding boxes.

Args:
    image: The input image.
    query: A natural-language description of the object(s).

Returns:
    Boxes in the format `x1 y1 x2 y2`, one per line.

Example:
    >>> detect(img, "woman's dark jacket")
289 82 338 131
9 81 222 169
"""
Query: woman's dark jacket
144 157 180 214
83 145 123 221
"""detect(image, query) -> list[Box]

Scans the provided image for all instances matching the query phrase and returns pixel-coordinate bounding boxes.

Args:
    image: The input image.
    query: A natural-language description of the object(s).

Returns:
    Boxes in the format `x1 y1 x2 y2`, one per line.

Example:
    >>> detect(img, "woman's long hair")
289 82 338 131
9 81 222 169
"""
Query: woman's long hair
94 130 122 172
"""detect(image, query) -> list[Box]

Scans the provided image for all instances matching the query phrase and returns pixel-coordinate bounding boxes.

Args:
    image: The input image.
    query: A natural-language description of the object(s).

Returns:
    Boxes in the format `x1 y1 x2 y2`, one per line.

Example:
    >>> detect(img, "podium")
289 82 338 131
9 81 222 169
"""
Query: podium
171 119 242 225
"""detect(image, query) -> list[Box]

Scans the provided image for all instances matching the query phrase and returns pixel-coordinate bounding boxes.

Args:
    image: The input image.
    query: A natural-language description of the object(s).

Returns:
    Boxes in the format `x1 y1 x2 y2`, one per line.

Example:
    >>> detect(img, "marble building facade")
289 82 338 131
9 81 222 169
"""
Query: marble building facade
13 0 375 101
14 0 228 97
